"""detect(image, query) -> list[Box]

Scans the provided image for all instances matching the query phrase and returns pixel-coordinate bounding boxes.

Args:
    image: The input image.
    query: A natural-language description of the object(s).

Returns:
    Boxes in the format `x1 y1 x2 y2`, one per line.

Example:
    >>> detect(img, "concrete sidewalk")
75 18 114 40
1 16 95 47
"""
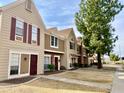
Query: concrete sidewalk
111 68 124 93
41 75 111 89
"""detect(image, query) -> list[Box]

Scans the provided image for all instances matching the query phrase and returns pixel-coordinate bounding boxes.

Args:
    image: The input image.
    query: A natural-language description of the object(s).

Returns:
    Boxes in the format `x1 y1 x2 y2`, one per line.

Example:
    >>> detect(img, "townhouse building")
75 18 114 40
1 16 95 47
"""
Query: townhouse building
77 38 88 67
44 28 65 71
0 0 45 81
59 28 79 69
0 0 88 81
44 28 88 70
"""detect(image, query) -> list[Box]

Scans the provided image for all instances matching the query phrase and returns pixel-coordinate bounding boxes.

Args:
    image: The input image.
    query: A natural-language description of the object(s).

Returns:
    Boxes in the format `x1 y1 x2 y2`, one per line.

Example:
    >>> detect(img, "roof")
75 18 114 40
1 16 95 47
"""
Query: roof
0 0 46 31
45 27 77 41
45 27 77 40
47 27 58 33
77 37 82 45
59 28 73 38
45 27 65 40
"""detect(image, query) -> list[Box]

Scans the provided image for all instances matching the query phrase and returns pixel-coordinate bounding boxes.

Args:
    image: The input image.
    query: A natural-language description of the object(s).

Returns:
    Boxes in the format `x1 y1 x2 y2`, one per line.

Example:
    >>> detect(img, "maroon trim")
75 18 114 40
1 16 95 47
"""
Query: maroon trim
55 57 58 71
10 17 16 41
37 28 40 46
23 22 27 43
30 55 37 75
51 54 54 65
28 24 32 44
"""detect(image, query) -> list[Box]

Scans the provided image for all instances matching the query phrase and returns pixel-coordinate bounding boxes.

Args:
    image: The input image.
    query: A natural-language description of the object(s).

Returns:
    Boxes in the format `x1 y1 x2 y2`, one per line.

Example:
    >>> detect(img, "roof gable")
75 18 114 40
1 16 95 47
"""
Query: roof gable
45 27 65 40
68 29 77 41
59 28 76 39
1 0 46 30
1 0 26 11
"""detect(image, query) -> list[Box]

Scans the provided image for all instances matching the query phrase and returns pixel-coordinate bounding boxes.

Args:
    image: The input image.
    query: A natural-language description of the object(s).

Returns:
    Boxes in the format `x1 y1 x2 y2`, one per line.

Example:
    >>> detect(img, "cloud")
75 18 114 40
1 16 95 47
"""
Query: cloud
0 0 16 7
45 21 60 28
39 0 56 7
0 2 3 7
57 6 79 16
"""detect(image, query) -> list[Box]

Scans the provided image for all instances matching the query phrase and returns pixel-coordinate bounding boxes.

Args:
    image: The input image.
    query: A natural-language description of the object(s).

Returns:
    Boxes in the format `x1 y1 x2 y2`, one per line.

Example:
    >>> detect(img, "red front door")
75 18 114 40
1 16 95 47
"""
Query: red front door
55 57 58 71
30 55 37 75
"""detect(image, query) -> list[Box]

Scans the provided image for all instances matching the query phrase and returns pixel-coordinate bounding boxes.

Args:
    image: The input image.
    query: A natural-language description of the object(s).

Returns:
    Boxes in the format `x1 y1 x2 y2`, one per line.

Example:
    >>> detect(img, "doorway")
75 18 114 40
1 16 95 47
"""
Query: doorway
55 57 58 71
30 55 37 75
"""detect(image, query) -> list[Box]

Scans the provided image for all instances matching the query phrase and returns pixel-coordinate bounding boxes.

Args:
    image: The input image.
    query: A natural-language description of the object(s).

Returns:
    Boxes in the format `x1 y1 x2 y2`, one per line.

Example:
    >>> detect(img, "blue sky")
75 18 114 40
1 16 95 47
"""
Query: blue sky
0 0 124 57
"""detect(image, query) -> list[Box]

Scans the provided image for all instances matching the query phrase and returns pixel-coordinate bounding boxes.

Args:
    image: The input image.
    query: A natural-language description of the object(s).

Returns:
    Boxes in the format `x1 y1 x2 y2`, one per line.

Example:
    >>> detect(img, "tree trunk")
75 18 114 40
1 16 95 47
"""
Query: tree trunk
97 52 103 69
80 42 83 65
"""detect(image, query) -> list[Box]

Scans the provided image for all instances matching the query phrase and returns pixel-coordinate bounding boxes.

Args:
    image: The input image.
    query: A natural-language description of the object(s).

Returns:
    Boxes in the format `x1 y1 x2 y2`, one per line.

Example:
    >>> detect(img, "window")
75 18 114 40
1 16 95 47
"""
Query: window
51 36 58 48
15 20 24 41
70 42 75 50
70 58 76 67
10 53 20 75
51 36 54 46
26 0 32 11
32 26 37 44
44 56 51 70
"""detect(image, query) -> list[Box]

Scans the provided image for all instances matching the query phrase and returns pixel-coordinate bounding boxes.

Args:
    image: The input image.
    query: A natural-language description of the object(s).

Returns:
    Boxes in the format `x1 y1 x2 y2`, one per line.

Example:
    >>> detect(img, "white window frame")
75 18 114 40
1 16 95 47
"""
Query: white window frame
8 50 39 79
9 53 20 77
54 55 61 71
50 35 59 48
15 18 24 42
44 55 51 71
31 25 38 44
70 41 75 50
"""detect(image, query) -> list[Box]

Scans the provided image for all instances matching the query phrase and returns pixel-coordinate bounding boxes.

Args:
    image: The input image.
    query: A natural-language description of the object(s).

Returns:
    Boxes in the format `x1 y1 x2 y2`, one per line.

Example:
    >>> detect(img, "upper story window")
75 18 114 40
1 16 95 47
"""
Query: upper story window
32 26 37 44
70 42 75 50
51 36 58 48
15 20 24 41
26 0 32 12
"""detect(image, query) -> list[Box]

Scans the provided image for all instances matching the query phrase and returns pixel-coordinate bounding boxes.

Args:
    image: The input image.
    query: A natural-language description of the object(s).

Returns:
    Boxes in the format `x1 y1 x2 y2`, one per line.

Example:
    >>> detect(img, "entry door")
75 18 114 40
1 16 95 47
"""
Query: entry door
78 57 81 64
55 57 58 71
30 55 37 75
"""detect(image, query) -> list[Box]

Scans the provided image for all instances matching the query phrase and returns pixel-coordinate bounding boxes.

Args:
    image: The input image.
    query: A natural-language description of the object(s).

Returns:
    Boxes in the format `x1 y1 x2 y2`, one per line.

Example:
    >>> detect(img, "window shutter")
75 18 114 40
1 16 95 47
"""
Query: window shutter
37 28 40 46
23 22 27 43
28 24 32 44
10 17 16 41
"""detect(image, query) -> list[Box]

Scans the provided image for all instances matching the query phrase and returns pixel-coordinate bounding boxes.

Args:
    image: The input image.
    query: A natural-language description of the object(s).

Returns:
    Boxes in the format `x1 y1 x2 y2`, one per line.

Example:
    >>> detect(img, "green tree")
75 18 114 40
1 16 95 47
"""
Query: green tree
75 0 123 69
110 53 120 62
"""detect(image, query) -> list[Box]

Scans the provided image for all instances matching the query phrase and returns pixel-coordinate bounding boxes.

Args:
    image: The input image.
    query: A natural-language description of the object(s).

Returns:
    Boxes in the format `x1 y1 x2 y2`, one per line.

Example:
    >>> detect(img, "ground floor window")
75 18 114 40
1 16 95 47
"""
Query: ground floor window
10 53 20 75
9 53 30 78
70 57 77 67
44 56 51 70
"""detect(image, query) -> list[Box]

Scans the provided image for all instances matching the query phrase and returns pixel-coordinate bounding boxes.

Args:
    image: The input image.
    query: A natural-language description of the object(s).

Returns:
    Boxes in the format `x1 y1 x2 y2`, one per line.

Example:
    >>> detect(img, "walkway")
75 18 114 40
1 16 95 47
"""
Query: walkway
0 76 37 87
41 75 111 89
111 67 124 93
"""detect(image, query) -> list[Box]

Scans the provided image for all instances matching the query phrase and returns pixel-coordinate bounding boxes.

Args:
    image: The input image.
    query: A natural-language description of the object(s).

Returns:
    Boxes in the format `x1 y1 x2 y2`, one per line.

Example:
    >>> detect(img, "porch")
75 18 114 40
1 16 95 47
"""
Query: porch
9 51 38 79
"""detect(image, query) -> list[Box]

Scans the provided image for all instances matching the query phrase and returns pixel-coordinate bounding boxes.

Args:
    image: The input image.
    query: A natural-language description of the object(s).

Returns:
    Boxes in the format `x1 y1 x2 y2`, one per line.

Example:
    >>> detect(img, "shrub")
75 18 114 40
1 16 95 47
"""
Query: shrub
60 66 66 70
47 64 55 71
78 64 83 67
73 63 79 68
103 62 106 64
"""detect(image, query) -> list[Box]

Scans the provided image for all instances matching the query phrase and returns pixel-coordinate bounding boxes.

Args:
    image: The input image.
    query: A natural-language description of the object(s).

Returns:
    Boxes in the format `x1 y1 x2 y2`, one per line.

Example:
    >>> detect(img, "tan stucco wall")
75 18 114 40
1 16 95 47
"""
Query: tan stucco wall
0 1 45 80
45 34 64 52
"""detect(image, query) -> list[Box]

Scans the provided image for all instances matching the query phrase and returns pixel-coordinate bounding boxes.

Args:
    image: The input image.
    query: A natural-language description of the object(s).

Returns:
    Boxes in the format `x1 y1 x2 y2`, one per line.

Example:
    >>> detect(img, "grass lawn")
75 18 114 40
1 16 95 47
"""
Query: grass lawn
52 66 116 84
0 78 109 93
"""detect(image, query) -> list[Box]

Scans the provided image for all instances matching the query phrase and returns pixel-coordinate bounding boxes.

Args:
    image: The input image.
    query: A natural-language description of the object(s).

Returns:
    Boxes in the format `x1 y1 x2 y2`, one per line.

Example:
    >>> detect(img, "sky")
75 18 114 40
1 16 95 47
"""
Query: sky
0 0 124 57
